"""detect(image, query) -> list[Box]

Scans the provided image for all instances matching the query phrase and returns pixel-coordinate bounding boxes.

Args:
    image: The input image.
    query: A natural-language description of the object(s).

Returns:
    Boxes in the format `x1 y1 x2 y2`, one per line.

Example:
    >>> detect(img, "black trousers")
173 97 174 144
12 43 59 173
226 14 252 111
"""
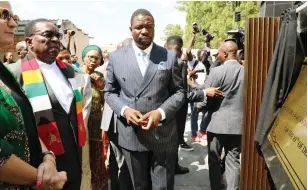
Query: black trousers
207 132 241 190
62 175 81 190
122 148 177 190
176 103 188 144
107 116 133 190
175 103 188 166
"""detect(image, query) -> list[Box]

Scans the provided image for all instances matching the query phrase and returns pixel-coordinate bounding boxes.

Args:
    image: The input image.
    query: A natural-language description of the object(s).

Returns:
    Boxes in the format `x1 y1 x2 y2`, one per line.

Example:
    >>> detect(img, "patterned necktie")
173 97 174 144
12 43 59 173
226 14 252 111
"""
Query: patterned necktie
139 51 148 77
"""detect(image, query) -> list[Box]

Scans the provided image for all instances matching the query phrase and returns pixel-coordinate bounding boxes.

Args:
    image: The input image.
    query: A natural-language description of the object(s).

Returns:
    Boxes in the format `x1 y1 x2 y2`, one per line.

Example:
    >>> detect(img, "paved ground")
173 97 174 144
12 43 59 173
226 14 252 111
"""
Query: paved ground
174 112 211 190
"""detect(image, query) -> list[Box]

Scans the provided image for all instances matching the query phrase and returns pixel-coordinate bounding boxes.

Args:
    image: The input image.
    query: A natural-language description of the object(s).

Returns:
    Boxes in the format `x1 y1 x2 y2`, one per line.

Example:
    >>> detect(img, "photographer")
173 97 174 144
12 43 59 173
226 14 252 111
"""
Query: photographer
186 28 208 142
203 38 213 77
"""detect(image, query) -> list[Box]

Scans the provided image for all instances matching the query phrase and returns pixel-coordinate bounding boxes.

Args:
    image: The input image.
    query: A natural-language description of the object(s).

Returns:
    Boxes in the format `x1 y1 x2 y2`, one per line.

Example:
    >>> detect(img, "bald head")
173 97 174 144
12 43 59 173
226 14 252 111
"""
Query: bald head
16 41 28 59
217 41 238 62
16 41 26 51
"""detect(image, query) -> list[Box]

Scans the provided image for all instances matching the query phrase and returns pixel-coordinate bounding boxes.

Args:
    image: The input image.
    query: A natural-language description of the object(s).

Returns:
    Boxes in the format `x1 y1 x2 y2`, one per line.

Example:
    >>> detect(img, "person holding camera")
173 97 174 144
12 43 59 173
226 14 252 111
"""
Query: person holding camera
186 30 207 142
188 23 221 141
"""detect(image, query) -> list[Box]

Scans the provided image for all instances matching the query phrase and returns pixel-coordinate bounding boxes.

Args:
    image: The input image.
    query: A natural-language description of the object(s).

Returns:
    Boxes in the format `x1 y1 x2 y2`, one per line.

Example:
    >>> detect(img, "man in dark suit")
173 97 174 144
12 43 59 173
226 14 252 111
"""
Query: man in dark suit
105 9 186 189
165 36 224 175
8 19 84 189
198 41 244 190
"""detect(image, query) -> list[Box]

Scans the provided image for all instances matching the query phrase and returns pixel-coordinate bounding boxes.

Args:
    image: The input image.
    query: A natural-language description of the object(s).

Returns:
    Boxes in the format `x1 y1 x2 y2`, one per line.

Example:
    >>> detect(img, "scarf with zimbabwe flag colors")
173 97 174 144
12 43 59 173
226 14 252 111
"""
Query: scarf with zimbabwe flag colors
21 58 86 156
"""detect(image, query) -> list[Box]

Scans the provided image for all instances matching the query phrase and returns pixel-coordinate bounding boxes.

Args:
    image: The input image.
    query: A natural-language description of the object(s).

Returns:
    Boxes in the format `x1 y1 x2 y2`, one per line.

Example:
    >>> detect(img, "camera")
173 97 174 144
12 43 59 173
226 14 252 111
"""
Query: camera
226 29 244 50
201 29 214 42
192 22 214 42
192 22 200 33
63 29 75 36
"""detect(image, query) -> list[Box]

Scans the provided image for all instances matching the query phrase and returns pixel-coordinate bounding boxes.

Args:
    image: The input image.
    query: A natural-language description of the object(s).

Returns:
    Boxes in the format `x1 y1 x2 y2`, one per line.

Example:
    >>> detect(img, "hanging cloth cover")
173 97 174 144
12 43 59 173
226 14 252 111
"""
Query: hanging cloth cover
255 9 305 146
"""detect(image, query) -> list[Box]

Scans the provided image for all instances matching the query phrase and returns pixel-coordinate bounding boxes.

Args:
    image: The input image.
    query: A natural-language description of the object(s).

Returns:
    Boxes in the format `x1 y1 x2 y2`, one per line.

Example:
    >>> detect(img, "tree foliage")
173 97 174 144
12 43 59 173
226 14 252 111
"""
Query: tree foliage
161 24 184 41
176 1 260 49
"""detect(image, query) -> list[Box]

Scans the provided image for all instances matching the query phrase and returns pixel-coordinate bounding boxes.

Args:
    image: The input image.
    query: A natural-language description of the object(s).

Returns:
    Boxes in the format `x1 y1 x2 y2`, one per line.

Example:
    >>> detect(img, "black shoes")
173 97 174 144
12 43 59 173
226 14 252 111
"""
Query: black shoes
180 142 194 151
175 164 189 175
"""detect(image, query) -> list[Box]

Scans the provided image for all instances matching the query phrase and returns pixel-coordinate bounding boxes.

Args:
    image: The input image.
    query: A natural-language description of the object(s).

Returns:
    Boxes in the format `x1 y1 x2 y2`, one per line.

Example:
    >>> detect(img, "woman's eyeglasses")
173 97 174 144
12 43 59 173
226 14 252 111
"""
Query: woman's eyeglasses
0 8 19 25
87 55 101 61
30 30 63 40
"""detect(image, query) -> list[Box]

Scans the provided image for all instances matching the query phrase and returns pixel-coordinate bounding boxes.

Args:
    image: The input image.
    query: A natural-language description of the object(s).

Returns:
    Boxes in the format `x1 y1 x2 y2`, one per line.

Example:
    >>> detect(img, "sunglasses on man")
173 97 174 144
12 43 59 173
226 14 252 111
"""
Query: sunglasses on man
30 30 63 40
0 7 19 25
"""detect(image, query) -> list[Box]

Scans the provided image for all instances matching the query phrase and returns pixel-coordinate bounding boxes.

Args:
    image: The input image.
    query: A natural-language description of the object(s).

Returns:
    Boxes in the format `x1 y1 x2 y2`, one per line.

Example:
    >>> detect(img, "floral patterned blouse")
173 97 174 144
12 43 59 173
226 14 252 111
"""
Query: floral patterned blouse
0 64 40 189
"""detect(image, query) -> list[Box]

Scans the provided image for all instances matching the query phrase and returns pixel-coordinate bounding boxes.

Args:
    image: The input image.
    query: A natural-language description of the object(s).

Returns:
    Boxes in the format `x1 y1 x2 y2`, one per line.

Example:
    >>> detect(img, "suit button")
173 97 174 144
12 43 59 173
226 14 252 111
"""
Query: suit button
148 97 152 100
135 97 139 101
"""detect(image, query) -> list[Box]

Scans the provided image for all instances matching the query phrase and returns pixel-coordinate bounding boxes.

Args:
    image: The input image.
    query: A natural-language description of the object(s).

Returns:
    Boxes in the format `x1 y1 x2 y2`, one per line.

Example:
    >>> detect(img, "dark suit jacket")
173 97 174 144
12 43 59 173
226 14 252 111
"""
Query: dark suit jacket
104 43 185 152
7 56 82 182
200 59 244 135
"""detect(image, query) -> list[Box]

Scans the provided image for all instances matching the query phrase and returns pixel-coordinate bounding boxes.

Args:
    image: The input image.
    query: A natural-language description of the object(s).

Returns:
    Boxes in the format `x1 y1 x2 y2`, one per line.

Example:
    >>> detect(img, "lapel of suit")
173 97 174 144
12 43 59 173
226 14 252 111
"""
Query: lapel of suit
126 45 143 89
136 43 159 96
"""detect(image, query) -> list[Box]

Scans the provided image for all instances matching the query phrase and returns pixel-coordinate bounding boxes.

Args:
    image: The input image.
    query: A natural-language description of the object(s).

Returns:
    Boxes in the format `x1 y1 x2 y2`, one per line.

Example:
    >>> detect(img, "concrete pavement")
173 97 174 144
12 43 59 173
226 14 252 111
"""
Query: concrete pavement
175 114 211 190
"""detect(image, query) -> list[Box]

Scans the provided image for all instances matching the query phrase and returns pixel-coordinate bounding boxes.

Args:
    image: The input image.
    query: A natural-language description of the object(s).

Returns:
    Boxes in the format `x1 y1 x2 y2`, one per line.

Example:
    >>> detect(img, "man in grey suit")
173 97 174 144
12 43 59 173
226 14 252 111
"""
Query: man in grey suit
198 41 244 190
104 9 185 189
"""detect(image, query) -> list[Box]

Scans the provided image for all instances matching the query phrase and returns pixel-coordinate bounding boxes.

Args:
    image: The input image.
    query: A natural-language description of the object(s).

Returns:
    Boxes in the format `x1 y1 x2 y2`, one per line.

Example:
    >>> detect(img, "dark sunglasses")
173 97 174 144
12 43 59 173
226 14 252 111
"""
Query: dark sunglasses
0 8 19 25
30 30 63 40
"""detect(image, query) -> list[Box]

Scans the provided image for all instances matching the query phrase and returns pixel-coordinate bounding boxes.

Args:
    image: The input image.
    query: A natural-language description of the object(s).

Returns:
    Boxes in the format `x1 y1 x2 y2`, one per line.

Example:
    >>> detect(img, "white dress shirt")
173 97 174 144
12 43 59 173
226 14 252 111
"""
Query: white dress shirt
120 42 166 121
132 41 152 77
188 58 206 85
37 60 74 113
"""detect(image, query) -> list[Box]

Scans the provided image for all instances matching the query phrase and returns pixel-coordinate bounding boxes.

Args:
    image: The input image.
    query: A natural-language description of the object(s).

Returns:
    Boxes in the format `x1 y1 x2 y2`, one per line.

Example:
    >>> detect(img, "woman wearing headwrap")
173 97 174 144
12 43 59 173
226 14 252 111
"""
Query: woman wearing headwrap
82 45 108 190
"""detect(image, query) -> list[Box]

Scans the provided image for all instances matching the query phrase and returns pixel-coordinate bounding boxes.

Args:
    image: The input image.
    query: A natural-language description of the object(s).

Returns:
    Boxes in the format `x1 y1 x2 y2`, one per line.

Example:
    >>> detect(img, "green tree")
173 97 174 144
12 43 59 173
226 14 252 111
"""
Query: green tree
161 24 184 41
177 1 260 49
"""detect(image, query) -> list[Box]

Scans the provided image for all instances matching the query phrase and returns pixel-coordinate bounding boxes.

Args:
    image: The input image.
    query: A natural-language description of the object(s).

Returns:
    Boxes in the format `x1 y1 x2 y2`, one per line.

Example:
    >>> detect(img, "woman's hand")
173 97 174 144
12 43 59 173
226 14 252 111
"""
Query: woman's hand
52 171 67 190
34 171 67 190
36 155 58 189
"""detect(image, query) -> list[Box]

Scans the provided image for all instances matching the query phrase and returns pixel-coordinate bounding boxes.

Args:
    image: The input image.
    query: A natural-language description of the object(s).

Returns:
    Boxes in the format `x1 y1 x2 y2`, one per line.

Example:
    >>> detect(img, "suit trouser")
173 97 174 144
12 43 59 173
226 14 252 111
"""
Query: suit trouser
190 103 206 136
207 132 241 190
176 102 188 144
175 103 188 166
107 124 133 190
122 148 177 190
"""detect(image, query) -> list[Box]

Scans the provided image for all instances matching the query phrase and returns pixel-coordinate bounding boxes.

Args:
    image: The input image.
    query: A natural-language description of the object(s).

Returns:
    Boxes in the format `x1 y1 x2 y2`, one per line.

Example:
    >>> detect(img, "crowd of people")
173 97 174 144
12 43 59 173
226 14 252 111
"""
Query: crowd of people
0 1 244 190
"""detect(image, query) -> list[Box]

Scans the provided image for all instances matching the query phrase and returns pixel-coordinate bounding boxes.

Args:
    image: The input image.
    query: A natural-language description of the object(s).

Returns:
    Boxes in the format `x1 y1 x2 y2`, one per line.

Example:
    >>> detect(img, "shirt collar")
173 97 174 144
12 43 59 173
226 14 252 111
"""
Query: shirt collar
37 59 56 68
224 59 238 65
132 41 153 57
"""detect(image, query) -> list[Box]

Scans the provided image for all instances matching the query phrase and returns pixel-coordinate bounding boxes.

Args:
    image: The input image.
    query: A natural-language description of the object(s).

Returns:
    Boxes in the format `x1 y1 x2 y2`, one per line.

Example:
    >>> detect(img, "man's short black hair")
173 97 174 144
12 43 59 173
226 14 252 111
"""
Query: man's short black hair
166 36 183 47
130 9 154 25
24 18 51 37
